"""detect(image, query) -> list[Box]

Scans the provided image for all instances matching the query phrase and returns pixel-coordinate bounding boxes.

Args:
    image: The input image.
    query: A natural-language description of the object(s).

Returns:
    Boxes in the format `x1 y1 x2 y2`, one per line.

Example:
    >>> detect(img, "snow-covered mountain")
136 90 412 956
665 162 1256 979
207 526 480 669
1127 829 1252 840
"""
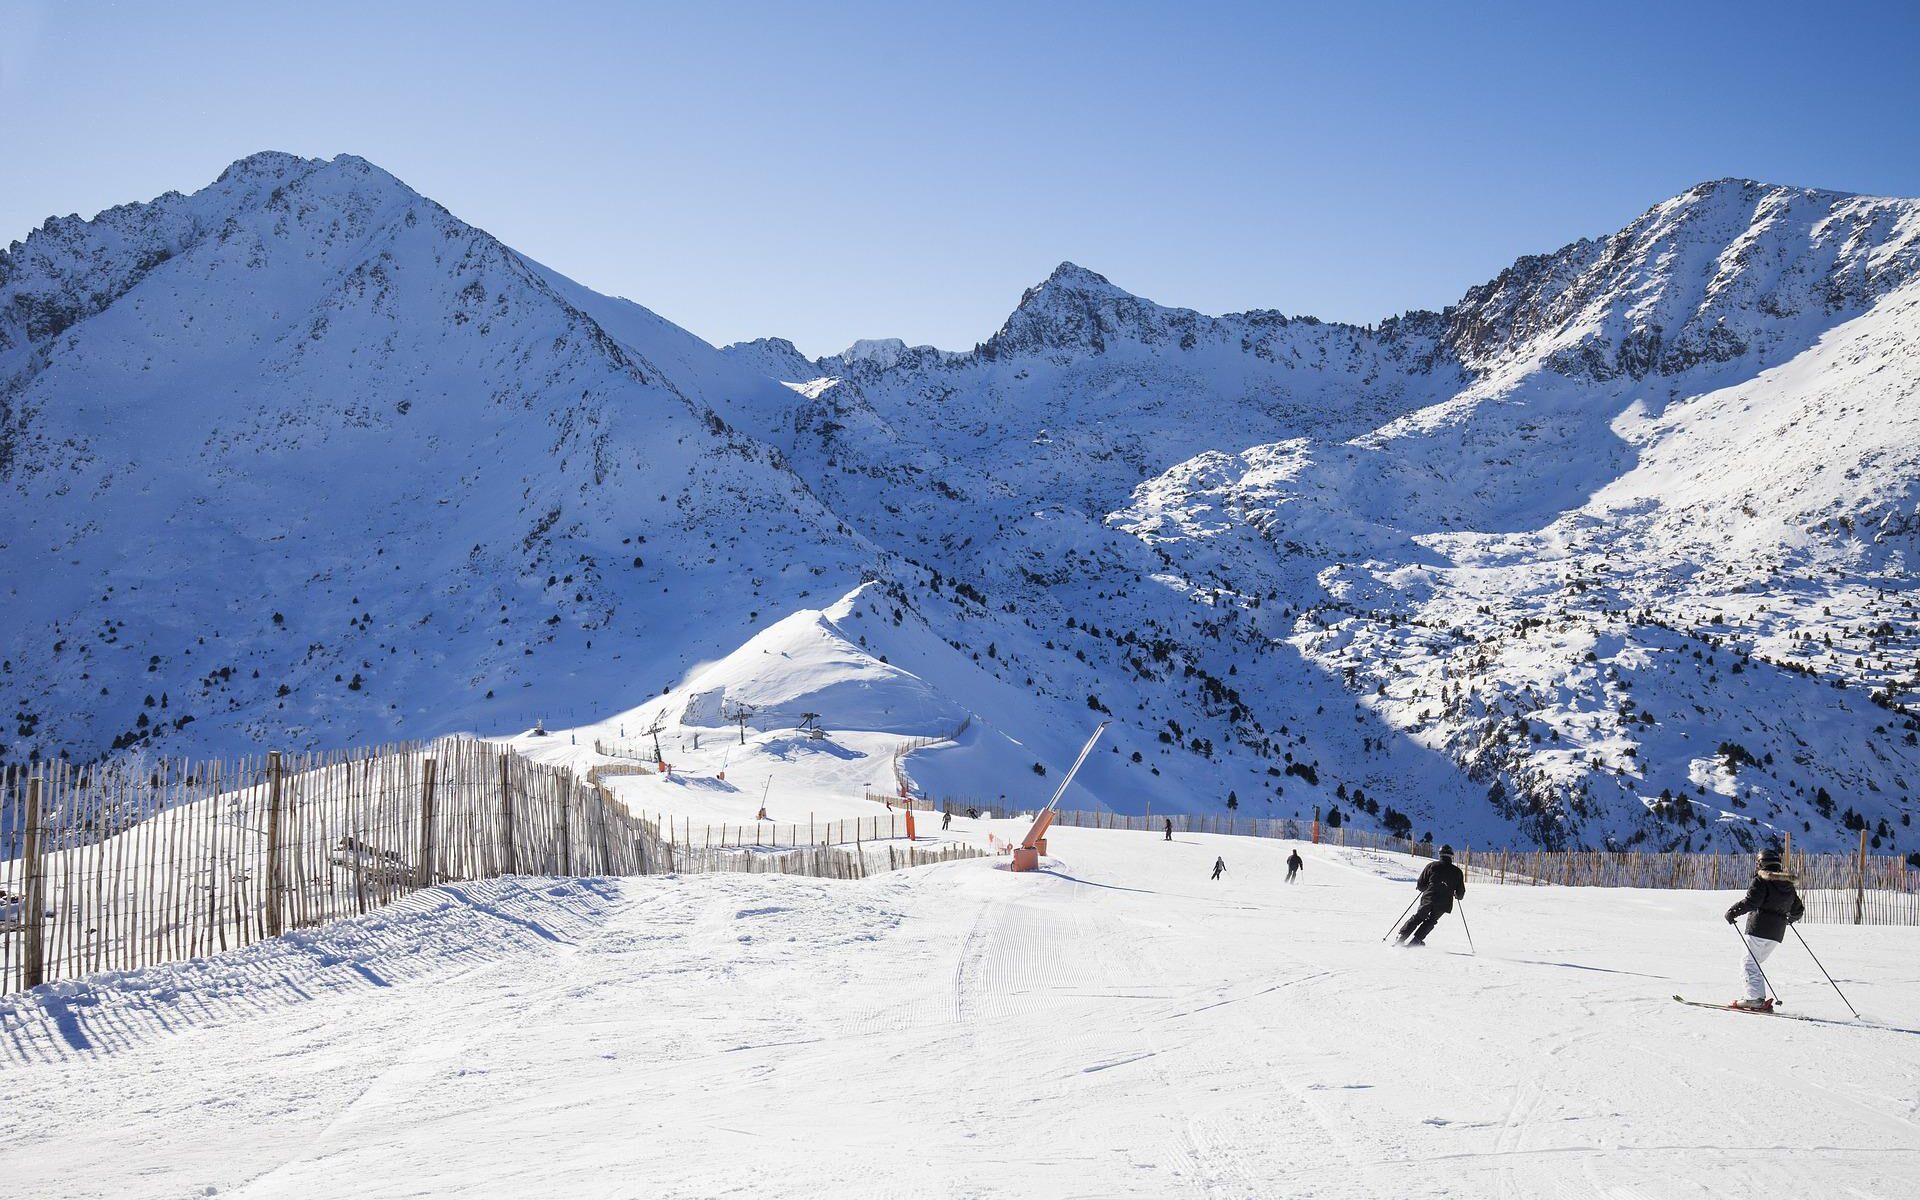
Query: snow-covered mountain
6 157 1919 854
0 152 869 760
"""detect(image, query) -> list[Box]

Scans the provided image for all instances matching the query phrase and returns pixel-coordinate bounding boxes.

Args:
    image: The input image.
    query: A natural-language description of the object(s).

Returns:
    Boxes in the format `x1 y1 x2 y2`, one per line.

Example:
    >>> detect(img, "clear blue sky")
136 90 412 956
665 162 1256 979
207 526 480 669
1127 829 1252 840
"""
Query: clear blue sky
5 0 1918 357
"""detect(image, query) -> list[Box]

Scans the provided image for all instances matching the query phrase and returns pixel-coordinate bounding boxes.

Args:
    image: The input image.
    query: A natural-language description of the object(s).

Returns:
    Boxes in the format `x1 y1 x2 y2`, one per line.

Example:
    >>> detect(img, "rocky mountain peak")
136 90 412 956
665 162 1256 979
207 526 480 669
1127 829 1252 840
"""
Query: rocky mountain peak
718 336 820 383
838 337 911 366
212 149 327 186
983 261 1197 359
1016 261 1130 305
1438 178 1920 381
0 151 453 361
212 150 399 189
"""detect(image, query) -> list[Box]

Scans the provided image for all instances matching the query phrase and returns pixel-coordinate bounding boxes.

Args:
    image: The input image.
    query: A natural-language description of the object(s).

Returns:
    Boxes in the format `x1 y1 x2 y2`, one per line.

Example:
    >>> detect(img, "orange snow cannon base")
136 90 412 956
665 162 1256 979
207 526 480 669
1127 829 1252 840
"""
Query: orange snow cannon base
1010 809 1056 872
1010 722 1107 873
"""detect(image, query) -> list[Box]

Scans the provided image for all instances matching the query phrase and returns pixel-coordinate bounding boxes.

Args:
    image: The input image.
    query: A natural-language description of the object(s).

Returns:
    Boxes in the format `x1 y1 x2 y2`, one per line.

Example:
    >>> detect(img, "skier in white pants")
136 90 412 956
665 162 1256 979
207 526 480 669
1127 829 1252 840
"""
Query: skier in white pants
1724 848 1805 1011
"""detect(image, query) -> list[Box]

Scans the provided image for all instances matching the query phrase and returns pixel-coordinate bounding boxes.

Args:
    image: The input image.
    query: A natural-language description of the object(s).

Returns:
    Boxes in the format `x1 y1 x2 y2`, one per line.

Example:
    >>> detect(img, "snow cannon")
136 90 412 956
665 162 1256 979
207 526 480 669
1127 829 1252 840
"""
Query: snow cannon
1011 721 1109 872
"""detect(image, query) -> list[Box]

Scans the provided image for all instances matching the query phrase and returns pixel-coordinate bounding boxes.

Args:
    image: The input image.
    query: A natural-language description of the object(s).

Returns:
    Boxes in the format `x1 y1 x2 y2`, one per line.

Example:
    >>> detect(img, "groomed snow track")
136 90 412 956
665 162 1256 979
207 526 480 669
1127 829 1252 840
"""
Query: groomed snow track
3 828 1918 1198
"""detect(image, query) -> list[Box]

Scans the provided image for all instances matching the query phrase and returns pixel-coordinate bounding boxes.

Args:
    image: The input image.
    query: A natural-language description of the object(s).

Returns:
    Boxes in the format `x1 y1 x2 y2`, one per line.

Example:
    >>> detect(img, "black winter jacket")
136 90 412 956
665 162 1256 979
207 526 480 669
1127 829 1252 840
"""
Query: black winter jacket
1416 859 1466 912
1727 870 1804 942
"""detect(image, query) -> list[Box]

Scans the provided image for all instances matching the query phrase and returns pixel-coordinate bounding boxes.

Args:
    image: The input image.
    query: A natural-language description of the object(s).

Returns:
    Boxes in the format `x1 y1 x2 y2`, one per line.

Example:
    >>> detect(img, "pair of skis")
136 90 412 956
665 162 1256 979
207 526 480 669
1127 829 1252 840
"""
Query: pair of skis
1672 994 1817 1022
1675 926 1887 1027
1672 995 1908 1033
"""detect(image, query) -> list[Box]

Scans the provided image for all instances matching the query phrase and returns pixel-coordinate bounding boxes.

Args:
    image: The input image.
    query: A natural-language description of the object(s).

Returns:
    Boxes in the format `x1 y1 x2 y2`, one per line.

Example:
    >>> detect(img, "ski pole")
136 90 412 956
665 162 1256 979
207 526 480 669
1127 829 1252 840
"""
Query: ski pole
1458 900 1476 955
1791 925 1860 1018
1732 923 1783 1005
1383 896 1418 942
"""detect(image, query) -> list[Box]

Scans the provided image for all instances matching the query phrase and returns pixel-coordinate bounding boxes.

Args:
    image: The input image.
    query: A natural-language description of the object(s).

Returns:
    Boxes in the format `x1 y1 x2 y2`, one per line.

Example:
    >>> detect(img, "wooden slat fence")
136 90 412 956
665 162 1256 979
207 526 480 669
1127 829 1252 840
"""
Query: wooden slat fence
0 737 983 996
891 716 972 797
1452 839 1916 925
645 809 962 851
864 792 938 812
653 840 983 880
1024 808 1920 926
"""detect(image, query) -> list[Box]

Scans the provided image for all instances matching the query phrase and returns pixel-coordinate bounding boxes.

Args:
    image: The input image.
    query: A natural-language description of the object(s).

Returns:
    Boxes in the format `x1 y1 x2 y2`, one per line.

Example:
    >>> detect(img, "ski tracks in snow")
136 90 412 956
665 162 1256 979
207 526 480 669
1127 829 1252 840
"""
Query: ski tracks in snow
7 831 1920 1198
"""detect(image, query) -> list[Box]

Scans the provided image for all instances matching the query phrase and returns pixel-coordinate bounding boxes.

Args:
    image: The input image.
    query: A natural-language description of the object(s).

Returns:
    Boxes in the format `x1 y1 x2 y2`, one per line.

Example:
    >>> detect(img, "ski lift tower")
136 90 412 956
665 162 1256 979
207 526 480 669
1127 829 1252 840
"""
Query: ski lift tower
1011 721 1109 872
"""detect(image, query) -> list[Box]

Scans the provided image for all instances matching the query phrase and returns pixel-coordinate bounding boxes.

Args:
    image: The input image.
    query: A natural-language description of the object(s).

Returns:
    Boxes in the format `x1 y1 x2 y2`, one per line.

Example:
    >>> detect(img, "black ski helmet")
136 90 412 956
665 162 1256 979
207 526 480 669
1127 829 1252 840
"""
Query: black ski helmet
1438 844 1454 859
1758 848 1783 869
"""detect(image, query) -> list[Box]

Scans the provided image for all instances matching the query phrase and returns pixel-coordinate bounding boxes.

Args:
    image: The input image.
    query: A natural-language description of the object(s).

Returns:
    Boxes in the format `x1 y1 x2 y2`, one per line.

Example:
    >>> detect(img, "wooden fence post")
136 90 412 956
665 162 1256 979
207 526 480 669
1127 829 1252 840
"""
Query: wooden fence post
417 758 438 888
265 751 285 937
1855 827 1868 925
558 773 573 876
499 754 515 876
21 777 46 990
595 788 612 874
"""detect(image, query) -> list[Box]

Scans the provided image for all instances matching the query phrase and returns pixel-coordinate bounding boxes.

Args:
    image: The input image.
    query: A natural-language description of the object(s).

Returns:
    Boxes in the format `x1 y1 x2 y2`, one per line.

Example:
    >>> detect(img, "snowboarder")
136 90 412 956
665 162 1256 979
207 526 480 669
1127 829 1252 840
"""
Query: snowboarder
1164 818 1173 842
1725 847 1804 1011
1396 845 1465 945
942 810 952 831
1286 850 1303 882
1211 856 1227 881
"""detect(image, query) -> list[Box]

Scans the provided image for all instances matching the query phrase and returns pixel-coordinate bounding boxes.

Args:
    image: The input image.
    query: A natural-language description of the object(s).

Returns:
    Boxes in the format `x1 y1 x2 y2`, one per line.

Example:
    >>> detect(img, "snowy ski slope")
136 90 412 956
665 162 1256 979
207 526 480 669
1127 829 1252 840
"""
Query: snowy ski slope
3 830 1916 1199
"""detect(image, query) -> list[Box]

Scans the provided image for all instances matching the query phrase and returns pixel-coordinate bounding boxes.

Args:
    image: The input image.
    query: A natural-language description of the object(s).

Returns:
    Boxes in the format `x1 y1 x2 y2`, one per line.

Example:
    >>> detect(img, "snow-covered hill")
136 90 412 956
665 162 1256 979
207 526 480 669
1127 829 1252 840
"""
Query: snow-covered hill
5 158 1919 854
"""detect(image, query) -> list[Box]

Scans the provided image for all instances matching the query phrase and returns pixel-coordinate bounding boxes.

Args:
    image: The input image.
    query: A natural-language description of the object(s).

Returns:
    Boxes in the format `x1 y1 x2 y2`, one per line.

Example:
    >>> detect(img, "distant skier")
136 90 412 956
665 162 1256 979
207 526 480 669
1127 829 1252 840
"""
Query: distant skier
1211 856 1227 881
942 810 952 831
1286 850 1303 883
1725 848 1804 1011
1396 845 1465 946
1164 818 1173 842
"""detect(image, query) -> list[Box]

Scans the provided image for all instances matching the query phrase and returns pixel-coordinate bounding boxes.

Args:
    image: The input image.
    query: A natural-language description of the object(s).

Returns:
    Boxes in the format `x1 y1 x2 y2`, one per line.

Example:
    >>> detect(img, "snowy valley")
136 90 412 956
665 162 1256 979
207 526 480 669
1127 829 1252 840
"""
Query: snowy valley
5 156 1920 855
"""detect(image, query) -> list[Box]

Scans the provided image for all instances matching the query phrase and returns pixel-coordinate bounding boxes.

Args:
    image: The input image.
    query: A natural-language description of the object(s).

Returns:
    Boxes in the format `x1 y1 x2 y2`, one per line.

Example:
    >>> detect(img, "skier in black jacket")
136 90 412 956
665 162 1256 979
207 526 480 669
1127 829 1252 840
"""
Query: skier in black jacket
1286 850 1304 882
1396 845 1465 946
1164 818 1174 842
1725 848 1804 1011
